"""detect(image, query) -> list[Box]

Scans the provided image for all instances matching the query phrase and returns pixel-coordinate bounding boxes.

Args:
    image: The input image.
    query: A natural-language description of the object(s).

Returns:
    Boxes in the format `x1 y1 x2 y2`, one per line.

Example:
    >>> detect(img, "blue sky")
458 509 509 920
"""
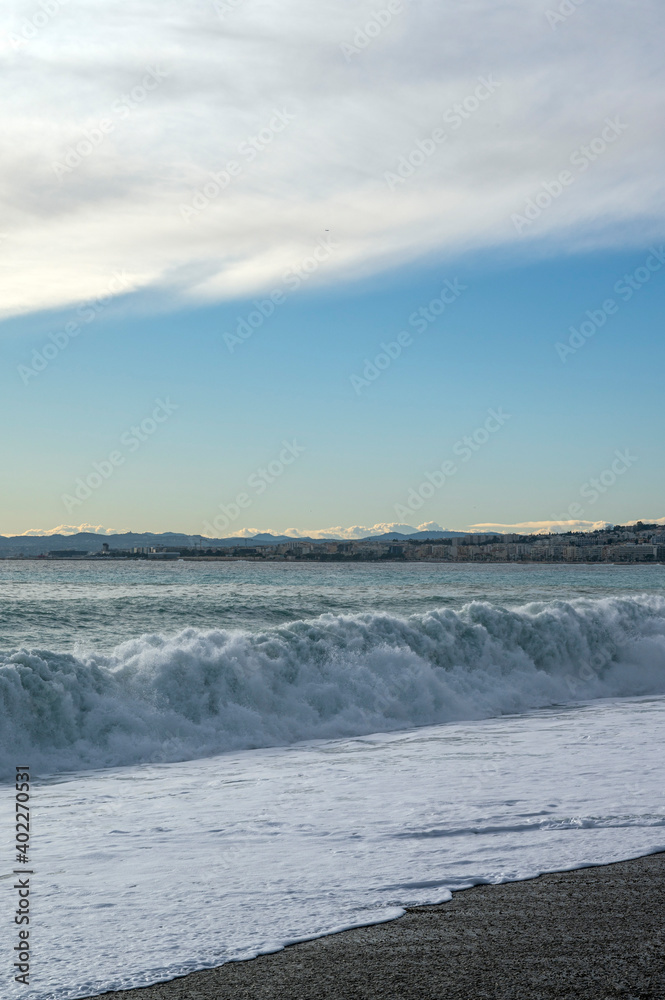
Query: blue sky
1 0 663 537
3 242 663 537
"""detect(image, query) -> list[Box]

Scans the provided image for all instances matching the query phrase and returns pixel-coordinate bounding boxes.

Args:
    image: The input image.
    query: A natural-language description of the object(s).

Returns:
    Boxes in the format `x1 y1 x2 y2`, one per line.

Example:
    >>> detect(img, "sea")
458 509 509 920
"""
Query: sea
1 559 665 999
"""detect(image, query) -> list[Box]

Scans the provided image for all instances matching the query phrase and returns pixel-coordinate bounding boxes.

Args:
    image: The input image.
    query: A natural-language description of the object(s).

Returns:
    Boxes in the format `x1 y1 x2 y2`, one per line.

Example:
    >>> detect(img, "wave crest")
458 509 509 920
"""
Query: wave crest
2 595 665 776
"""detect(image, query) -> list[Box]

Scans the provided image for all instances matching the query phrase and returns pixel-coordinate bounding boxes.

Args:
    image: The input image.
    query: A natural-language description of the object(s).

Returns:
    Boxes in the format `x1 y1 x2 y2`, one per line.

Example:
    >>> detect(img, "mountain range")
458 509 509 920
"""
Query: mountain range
0 529 477 556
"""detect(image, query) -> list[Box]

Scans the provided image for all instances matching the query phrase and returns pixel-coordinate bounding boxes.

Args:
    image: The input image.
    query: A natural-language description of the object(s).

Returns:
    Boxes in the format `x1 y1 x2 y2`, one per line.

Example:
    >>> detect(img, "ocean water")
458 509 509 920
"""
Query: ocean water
1 561 665 998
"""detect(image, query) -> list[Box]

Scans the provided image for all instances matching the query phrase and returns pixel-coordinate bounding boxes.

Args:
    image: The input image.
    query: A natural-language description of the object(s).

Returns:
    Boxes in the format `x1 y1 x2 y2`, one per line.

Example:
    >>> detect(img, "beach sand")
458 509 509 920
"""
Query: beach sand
90 852 665 1000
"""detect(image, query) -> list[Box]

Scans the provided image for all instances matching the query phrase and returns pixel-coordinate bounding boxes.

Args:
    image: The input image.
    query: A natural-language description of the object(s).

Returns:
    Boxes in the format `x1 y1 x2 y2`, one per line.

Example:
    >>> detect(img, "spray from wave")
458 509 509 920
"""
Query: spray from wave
2 595 665 777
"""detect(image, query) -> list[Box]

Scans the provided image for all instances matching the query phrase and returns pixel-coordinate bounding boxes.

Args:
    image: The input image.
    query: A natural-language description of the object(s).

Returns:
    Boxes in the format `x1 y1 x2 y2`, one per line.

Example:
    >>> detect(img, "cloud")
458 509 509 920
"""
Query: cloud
5 518 663 539
4 521 445 540
469 519 615 534
1 0 663 319
7 523 127 537
213 522 446 539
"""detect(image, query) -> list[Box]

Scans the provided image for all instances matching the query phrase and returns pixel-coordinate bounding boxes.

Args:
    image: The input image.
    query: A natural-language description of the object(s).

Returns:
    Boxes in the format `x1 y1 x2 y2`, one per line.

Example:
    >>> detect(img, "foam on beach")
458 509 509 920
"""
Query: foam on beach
2 696 664 1000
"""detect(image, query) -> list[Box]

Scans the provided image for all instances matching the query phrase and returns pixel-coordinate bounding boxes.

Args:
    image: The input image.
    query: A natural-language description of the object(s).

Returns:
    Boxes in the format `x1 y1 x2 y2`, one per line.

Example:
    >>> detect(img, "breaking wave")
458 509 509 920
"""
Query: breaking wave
2 595 665 776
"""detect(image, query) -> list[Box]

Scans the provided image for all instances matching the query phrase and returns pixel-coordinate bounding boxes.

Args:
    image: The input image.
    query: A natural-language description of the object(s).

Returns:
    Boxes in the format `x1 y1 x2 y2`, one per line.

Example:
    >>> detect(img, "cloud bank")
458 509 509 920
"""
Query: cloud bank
10 524 128 537
469 519 614 535
1 0 663 318
8 518 664 539
470 518 665 534
5 521 447 539
220 521 449 539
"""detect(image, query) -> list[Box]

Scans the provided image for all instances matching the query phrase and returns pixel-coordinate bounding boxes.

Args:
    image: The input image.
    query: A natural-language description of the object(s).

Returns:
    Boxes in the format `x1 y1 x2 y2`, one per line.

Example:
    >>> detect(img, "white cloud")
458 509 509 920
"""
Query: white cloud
4 521 440 539
1 0 663 318
214 522 446 539
5 518 663 539
472 518 665 533
469 519 615 534
7 523 127 537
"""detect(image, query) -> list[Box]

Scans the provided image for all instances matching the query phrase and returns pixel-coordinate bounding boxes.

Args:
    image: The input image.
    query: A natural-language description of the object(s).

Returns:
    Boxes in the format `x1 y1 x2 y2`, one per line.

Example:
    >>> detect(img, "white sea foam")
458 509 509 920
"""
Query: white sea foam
2 696 664 1000
2 595 665 777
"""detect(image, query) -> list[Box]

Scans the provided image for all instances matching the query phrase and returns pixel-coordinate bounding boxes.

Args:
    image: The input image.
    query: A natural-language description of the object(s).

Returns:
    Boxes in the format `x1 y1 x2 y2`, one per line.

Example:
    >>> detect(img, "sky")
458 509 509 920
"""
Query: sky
1 0 663 538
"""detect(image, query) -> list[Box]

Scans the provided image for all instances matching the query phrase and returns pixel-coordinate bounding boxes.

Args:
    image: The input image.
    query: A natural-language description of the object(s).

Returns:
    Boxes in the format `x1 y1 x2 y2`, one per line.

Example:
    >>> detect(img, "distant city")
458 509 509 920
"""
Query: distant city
3 522 665 563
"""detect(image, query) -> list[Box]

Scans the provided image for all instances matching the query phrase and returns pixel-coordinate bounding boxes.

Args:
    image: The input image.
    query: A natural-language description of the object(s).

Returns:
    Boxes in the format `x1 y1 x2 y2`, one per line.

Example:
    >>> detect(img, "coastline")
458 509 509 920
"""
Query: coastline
86 851 665 1000
5 555 665 564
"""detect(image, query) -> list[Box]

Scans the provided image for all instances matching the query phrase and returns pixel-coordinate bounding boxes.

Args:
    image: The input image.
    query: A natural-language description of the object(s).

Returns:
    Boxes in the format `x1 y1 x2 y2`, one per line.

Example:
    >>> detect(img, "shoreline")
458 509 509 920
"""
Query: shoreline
4 555 665 564
86 850 665 1000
